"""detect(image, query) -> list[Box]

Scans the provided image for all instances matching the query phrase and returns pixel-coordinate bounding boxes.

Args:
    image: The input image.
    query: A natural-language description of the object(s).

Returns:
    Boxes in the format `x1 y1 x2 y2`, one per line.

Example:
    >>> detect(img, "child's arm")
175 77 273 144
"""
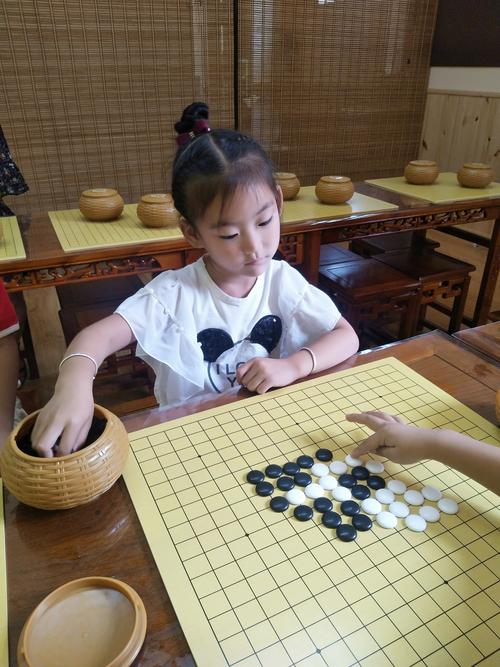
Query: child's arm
346 411 500 495
31 314 135 458
237 317 359 394
0 332 20 448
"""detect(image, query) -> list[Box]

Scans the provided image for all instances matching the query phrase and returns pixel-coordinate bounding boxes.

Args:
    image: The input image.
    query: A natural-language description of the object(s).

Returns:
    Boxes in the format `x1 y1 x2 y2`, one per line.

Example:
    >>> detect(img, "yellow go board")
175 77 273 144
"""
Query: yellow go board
0 217 25 262
49 204 184 252
281 187 398 224
366 173 500 204
124 358 500 667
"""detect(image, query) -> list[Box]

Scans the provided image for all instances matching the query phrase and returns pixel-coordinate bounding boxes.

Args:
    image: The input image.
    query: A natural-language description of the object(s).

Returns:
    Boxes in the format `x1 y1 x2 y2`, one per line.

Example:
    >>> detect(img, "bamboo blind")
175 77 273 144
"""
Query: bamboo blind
0 1 234 215
238 0 438 185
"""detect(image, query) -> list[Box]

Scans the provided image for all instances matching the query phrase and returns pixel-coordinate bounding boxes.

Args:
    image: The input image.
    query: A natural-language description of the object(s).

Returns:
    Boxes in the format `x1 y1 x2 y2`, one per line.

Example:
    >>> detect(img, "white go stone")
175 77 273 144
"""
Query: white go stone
305 483 325 500
389 501 410 518
376 511 398 529
366 460 385 474
330 460 348 475
387 479 407 495
405 514 427 532
332 486 352 502
438 497 459 515
375 488 395 505
404 489 425 506
286 488 306 505
319 475 338 490
421 485 442 502
311 463 329 477
361 498 382 515
345 454 364 468
419 505 440 522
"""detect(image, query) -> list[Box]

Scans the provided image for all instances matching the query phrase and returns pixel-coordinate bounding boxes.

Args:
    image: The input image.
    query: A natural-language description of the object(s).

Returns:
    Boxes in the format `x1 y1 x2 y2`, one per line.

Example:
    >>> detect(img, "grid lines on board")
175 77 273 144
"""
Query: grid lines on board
124 358 500 667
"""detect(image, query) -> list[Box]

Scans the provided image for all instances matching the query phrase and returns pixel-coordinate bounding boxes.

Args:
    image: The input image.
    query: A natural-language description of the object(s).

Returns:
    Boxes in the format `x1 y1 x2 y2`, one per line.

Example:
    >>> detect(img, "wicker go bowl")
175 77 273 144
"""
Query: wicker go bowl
0 405 129 510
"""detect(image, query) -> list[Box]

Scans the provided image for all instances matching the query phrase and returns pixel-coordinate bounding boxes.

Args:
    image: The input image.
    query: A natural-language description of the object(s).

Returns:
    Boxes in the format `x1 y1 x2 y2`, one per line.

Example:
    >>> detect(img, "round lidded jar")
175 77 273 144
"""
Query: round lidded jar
17 577 147 667
457 162 493 188
79 188 124 221
404 160 439 185
137 193 180 228
315 176 354 204
274 172 301 200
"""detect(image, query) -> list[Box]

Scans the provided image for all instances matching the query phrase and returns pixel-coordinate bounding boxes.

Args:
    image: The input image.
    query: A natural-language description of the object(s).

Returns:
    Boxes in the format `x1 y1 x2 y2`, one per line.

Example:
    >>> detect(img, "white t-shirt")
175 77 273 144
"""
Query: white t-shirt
116 257 341 406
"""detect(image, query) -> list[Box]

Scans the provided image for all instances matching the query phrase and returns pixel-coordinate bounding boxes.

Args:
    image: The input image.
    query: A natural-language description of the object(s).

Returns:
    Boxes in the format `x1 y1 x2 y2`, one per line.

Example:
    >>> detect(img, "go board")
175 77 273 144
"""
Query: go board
123 358 500 667
0 482 7 667
281 187 397 225
49 204 183 252
0 216 25 262
365 172 500 204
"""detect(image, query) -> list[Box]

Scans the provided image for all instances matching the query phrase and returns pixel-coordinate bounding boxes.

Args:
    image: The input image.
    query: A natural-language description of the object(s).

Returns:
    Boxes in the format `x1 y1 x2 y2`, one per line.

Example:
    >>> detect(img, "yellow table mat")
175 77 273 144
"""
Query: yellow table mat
0 216 26 262
366 172 500 204
281 185 398 224
0 482 8 667
49 204 184 252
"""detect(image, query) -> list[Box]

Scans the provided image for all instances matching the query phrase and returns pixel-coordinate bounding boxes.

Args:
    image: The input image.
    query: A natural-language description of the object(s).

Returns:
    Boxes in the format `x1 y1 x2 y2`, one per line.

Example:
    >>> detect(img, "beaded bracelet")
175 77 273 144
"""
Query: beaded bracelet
300 347 317 375
58 353 99 380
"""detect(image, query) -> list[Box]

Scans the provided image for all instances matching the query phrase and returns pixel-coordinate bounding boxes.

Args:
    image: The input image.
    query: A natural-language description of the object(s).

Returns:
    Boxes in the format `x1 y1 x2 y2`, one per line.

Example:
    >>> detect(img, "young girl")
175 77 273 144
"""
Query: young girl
32 102 358 457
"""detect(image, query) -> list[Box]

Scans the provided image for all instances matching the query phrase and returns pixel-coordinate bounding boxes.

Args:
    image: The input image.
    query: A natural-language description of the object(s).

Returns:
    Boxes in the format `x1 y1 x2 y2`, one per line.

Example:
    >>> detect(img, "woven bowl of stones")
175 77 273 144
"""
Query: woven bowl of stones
0 404 129 510
79 188 124 221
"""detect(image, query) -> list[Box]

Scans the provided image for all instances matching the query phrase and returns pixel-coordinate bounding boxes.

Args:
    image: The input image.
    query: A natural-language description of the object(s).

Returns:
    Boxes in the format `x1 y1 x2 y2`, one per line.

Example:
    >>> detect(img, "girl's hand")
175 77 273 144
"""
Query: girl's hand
237 357 301 394
346 411 435 464
31 380 94 458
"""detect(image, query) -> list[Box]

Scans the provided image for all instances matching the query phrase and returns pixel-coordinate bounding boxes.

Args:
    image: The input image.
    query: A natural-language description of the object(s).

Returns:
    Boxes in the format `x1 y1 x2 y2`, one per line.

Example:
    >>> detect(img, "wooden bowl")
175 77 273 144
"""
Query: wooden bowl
404 160 439 185
315 176 354 204
0 404 129 510
18 577 147 667
137 193 180 228
457 162 493 188
274 172 301 200
79 188 124 222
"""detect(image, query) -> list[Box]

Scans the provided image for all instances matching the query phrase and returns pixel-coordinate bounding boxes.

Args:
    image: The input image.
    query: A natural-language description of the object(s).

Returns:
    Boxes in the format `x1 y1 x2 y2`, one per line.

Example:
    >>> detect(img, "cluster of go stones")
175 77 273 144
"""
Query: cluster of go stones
246 448 459 543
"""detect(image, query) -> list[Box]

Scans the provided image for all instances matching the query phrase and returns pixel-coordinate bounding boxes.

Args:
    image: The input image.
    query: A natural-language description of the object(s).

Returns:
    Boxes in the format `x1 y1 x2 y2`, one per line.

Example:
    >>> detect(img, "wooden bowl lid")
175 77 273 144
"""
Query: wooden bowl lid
18 577 147 667
139 193 173 204
81 188 119 198
407 160 436 167
462 162 491 170
274 172 297 180
319 175 351 183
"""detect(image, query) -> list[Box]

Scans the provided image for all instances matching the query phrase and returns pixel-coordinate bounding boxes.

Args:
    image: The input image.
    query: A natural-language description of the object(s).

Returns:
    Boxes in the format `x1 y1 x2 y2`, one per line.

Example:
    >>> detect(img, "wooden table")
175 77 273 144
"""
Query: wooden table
1 181 499 325
4 331 500 666
453 322 500 363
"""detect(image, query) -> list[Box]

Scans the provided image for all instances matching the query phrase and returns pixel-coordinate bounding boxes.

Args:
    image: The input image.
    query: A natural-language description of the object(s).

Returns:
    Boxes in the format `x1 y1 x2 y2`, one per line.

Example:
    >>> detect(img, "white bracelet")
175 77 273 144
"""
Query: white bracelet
300 347 316 375
59 353 99 380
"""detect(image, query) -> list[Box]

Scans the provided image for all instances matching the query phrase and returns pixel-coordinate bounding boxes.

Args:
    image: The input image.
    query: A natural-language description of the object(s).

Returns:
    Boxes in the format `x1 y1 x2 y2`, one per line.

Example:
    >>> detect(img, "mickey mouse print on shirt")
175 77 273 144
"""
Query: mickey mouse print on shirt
197 315 282 393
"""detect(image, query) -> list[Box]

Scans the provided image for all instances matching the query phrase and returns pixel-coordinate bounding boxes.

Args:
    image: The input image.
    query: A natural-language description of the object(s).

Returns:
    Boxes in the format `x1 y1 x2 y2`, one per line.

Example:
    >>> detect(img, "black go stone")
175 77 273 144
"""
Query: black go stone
297 455 314 469
255 481 274 497
322 510 342 528
340 500 360 517
294 505 314 521
338 473 357 488
270 496 289 512
277 476 295 491
352 484 371 500
314 497 333 513
283 462 300 476
367 475 386 490
294 472 312 487
336 524 357 542
351 466 370 480
315 448 333 462
352 513 373 531
247 470 265 484
265 464 283 479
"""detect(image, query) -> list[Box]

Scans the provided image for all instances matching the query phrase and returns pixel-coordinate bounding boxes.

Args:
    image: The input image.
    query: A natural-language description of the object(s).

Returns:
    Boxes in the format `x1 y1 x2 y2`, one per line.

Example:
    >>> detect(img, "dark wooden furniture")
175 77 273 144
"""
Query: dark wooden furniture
4 331 500 666
374 249 475 334
349 230 439 257
453 322 500 363
319 243 364 266
1 181 499 325
319 259 421 346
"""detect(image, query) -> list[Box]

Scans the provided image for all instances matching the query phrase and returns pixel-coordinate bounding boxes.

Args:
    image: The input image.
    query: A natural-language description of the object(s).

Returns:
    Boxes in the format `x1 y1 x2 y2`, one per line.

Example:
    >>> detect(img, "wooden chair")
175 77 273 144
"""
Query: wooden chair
350 231 439 258
320 244 364 266
373 249 475 333
319 258 421 348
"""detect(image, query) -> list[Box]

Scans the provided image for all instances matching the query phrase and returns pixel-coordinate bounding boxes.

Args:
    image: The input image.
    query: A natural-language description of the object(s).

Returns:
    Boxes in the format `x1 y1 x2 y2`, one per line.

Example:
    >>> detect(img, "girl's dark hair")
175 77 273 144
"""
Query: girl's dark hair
172 102 277 225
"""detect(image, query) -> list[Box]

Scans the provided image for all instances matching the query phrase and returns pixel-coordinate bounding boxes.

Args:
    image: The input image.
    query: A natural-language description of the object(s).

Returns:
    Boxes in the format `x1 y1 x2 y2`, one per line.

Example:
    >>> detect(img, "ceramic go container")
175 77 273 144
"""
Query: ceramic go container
315 176 354 204
137 193 180 228
274 172 301 200
457 162 493 188
17 577 147 667
79 188 124 221
0 404 129 510
403 160 439 185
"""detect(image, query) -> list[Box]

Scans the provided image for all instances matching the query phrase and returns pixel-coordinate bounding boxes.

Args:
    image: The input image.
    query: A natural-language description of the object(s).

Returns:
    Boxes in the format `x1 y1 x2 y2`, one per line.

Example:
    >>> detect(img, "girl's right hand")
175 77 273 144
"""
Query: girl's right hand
31 380 94 458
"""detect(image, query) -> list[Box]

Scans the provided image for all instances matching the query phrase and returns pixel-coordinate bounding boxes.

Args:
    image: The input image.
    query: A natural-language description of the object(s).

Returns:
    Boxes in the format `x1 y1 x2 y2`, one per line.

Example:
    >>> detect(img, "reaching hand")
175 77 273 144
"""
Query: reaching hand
236 357 301 394
346 411 434 464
